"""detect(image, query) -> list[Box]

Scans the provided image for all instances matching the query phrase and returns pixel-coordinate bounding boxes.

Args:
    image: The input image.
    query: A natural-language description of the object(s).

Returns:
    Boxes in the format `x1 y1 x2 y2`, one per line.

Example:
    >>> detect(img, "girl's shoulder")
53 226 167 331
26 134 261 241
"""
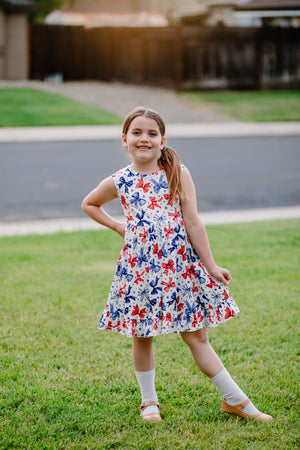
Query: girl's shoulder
112 165 134 178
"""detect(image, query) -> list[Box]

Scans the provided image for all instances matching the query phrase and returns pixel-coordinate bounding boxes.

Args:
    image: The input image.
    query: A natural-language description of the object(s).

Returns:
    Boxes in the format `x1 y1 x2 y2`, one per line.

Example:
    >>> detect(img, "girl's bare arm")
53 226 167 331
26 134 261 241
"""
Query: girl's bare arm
180 168 231 286
81 177 125 238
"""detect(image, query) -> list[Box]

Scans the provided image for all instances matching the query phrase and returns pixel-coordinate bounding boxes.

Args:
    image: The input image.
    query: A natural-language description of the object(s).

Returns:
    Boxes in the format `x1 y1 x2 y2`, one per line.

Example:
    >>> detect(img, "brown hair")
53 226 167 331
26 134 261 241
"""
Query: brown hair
122 106 184 201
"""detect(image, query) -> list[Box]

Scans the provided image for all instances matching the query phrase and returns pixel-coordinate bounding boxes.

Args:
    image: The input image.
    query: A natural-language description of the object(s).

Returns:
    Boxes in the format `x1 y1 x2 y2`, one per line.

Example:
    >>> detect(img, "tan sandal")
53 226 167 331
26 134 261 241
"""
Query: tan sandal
140 401 161 422
221 399 273 423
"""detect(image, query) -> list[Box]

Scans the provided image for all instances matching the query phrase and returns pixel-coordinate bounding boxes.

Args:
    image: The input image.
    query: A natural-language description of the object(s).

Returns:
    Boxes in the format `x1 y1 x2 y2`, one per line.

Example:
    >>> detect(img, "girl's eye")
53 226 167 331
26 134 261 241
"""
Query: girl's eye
150 133 157 136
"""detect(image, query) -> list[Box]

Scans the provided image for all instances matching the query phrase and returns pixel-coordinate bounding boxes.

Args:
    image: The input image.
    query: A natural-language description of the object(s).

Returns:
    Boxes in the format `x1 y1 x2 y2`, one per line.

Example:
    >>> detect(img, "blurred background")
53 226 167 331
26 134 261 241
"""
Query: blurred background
1 0 300 90
0 0 299 226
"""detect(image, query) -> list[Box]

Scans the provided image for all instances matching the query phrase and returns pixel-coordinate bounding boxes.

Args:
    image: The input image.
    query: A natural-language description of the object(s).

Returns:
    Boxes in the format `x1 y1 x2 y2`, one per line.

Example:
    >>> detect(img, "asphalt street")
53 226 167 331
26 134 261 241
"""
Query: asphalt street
1 135 299 222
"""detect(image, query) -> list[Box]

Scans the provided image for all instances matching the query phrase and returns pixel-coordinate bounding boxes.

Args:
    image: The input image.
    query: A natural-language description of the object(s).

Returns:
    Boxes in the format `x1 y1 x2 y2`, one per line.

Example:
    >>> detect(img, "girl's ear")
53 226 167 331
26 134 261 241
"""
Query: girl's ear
160 136 166 149
122 134 128 148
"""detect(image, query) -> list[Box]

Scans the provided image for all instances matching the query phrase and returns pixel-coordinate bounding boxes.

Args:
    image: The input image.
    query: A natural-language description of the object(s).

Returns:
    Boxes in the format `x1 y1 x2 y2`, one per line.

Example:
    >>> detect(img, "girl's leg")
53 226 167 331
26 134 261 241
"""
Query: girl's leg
181 328 223 378
181 329 263 417
132 336 160 419
132 336 155 372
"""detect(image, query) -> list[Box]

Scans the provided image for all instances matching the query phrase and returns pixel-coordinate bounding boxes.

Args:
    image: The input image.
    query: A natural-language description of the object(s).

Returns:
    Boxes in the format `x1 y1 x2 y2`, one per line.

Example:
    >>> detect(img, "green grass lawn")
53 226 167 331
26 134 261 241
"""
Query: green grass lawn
0 219 299 449
0 88 122 127
179 90 300 122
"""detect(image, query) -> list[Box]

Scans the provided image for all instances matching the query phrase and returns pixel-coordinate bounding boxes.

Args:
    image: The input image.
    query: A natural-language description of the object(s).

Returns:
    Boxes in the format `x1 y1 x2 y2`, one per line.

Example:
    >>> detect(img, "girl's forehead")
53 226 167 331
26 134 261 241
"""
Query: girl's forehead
129 115 160 131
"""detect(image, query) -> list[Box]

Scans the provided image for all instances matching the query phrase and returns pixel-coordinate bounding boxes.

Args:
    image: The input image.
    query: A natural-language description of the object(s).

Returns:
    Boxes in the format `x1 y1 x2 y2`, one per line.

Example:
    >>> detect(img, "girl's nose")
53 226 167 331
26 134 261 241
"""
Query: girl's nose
140 134 149 142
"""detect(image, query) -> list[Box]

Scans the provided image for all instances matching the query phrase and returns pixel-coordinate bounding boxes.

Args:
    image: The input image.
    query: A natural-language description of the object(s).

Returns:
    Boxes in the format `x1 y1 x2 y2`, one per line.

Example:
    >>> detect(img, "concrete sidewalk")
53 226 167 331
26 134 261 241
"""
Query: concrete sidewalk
1 206 299 237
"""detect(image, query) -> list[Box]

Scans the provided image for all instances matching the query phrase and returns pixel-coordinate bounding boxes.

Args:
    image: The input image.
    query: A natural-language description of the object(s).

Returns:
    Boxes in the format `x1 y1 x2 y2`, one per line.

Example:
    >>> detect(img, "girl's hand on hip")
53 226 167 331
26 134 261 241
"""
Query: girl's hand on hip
208 265 232 286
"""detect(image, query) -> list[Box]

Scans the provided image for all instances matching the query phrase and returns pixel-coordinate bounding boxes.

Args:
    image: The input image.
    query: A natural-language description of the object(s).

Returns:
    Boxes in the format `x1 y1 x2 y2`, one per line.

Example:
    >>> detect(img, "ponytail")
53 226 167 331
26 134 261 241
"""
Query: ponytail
158 146 184 202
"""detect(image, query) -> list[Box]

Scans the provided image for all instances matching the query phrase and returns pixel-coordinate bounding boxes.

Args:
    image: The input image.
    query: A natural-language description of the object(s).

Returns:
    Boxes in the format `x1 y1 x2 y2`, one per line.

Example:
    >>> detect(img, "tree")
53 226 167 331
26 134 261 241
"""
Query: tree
29 0 74 22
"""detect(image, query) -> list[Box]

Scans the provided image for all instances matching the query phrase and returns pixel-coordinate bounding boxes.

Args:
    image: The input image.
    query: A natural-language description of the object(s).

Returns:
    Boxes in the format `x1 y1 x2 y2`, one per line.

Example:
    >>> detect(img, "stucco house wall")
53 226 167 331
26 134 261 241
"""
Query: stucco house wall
0 0 35 80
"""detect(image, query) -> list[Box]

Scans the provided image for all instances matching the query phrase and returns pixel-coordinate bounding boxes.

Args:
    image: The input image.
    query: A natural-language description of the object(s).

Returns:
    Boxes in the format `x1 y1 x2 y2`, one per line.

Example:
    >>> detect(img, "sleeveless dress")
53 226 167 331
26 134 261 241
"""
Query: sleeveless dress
98 165 239 337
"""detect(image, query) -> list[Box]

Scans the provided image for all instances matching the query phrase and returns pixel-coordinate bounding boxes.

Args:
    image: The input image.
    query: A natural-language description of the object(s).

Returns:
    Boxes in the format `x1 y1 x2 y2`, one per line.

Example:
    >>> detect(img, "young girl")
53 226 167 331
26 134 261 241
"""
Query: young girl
81 107 273 424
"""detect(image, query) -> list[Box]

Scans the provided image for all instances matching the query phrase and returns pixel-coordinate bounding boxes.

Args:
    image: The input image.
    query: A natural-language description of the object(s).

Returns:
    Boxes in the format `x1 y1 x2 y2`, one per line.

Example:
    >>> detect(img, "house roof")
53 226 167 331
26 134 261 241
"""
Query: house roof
236 0 300 10
0 0 35 13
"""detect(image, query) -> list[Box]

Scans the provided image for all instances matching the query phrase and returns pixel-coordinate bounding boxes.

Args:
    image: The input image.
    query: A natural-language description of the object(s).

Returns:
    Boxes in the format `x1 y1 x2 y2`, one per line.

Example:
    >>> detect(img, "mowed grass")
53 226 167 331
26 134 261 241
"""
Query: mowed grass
179 90 300 122
0 88 122 127
0 219 299 449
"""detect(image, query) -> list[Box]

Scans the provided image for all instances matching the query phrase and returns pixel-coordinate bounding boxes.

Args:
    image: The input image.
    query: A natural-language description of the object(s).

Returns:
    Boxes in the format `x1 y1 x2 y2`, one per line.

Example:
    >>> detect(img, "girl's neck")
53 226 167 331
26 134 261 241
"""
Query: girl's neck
130 160 160 175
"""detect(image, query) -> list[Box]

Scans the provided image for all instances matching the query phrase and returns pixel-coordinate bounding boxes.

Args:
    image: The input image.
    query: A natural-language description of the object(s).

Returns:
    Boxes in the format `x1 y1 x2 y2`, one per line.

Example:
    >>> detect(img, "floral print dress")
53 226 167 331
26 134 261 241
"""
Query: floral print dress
98 165 239 337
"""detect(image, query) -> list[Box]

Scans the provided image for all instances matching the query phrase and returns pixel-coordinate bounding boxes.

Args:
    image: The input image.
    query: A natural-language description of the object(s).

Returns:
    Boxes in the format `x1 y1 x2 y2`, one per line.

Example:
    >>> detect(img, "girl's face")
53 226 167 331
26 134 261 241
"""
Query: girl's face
122 115 165 168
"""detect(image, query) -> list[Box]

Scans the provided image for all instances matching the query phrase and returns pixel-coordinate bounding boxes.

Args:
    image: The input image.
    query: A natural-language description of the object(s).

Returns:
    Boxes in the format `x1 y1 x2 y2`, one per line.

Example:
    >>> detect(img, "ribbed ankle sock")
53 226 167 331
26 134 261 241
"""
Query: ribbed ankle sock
210 368 259 415
135 368 159 416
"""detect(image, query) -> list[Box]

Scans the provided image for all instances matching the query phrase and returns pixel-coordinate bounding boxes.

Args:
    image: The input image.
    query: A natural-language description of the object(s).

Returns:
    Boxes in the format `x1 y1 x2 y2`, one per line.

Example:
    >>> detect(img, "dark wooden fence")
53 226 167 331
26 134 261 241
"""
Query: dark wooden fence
30 24 300 90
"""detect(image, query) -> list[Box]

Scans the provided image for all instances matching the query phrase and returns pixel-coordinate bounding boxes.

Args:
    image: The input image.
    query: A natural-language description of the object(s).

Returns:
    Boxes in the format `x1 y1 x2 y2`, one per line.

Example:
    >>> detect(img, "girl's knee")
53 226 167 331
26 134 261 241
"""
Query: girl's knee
181 328 209 347
133 336 153 347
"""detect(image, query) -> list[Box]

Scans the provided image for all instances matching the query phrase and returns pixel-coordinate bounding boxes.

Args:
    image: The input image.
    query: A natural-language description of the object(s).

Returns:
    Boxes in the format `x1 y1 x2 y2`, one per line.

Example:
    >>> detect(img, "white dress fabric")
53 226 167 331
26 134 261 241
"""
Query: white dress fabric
98 165 239 337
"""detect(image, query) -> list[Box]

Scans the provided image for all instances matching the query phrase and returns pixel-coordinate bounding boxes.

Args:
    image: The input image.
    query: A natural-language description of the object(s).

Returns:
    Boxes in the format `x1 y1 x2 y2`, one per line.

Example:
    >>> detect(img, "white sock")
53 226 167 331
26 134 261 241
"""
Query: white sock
135 368 159 415
210 368 259 415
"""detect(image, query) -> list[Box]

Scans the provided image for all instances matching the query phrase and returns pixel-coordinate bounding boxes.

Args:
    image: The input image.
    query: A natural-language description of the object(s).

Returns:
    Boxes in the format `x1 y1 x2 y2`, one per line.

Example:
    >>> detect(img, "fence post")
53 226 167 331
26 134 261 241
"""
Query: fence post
256 29 264 89
174 26 182 91
104 27 112 82
138 28 146 85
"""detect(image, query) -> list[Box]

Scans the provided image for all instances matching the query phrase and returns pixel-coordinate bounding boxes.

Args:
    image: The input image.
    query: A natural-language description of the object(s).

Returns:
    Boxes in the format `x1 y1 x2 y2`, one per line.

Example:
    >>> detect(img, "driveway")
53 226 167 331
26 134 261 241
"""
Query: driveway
1 80 236 124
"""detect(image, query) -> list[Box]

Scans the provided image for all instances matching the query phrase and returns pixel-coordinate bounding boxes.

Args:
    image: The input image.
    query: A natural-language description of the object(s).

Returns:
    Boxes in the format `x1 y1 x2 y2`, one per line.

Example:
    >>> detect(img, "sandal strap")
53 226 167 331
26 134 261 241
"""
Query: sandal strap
140 401 159 412
222 398 250 414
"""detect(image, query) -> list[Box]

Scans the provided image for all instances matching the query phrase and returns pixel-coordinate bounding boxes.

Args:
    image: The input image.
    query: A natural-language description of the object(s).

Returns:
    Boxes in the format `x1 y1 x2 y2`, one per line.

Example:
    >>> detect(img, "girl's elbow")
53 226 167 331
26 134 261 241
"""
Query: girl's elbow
184 216 205 235
184 214 200 229
81 199 88 213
